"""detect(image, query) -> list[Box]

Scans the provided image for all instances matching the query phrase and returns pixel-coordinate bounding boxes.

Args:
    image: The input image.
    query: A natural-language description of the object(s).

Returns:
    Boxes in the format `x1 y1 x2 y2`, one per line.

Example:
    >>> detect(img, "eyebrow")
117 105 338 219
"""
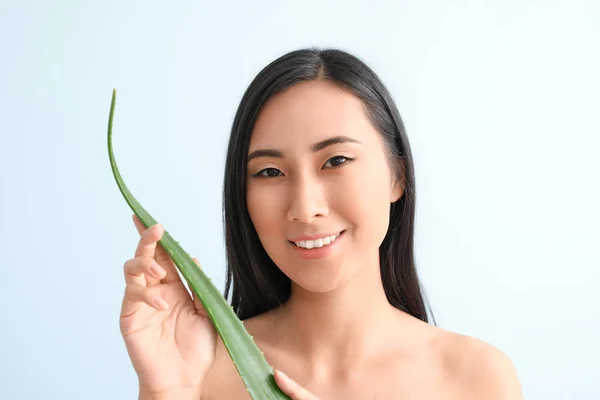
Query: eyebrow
247 135 363 162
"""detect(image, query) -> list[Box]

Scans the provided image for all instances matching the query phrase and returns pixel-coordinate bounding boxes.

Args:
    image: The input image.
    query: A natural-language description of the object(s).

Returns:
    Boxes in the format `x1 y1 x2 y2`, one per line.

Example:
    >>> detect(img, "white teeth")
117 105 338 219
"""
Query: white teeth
294 232 341 249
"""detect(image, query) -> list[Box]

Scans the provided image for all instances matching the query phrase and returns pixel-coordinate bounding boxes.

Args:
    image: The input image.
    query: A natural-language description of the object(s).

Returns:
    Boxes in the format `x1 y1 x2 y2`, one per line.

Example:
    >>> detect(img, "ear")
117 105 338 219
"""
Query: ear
391 179 404 203
390 159 405 203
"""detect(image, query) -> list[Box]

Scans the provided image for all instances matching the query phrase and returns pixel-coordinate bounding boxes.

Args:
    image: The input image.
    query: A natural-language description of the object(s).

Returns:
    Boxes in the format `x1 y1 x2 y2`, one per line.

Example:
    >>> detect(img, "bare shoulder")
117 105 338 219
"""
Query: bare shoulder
438 330 524 399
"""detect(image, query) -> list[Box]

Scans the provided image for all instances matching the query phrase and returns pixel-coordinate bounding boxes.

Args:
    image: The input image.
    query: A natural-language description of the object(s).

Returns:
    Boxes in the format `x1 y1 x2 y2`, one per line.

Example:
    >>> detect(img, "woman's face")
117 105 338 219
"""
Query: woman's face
246 80 403 293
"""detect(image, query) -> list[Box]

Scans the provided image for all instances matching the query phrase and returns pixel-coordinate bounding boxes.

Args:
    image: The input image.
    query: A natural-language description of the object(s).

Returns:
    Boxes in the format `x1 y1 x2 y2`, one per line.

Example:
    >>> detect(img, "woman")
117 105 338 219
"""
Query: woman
120 48 524 399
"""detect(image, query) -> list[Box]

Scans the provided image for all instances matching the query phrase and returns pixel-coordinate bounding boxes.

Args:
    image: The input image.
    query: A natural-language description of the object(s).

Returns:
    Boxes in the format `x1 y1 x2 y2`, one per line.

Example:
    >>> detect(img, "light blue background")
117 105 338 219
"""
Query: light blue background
1 1 598 398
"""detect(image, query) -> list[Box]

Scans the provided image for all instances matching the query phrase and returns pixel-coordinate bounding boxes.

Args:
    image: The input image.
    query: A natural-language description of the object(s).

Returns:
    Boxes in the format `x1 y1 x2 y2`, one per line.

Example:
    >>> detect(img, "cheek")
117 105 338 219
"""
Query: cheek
247 186 298 276
247 186 284 245
342 162 392 246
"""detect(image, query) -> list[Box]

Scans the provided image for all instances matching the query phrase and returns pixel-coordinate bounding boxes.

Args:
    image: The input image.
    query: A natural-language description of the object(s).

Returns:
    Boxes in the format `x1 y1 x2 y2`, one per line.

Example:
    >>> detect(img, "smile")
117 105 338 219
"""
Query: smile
289 231 344 249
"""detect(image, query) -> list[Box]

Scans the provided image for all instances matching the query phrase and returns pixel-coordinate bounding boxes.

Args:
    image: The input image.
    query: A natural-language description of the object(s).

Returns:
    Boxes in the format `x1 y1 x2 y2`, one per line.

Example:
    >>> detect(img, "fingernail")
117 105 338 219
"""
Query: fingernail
276 370 289 381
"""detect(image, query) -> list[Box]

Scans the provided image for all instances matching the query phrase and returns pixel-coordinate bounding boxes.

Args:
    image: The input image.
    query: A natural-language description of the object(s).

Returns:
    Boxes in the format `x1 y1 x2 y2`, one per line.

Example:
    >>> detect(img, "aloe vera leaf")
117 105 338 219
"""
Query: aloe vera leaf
107 89 290 399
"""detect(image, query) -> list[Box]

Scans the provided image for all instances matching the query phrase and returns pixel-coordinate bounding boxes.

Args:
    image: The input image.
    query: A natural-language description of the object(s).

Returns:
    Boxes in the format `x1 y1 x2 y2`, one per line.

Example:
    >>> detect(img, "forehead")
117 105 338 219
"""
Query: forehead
249 80 377 150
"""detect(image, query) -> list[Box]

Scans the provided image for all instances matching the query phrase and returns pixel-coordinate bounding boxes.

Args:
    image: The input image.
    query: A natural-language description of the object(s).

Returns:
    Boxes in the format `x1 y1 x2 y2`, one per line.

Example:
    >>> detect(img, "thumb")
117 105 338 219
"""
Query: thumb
274 370 319 400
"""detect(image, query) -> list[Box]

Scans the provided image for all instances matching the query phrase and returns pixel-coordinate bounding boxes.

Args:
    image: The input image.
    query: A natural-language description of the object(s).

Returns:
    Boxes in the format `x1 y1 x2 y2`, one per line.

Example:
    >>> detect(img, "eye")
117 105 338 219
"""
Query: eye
254 167 283 178
323 155 353 168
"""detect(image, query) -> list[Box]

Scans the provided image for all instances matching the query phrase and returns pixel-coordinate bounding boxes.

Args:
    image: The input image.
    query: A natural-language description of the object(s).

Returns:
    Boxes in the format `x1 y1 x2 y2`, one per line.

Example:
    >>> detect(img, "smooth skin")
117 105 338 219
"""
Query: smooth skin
121 80 524 399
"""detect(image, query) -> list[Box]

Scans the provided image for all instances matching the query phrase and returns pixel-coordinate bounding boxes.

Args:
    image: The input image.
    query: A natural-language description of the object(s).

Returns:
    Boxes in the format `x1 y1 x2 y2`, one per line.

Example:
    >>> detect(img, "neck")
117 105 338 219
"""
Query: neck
275 254 405 379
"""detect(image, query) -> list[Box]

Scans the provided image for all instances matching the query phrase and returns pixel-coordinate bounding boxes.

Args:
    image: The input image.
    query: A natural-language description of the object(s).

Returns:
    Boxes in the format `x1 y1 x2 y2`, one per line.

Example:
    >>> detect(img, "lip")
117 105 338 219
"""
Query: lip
289 230 345 260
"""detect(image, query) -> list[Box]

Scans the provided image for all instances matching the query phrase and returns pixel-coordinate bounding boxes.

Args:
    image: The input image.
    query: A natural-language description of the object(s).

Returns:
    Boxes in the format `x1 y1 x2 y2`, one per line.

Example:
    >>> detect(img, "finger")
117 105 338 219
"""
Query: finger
133 215 162 259
123 256 166 287
132 214 180 283
121 283 169 317
132 213 146 235
274 370 319 400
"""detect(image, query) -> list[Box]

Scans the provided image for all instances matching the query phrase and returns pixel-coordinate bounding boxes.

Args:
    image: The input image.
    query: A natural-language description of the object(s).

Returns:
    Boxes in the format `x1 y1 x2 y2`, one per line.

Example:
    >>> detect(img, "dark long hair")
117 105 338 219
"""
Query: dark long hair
222 47 434 324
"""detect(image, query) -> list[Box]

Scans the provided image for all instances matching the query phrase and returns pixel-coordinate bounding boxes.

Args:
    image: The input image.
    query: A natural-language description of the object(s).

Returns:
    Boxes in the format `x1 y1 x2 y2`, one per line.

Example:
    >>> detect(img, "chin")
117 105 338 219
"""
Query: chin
292 277 341 294
264 234 362 292
282 262 353 294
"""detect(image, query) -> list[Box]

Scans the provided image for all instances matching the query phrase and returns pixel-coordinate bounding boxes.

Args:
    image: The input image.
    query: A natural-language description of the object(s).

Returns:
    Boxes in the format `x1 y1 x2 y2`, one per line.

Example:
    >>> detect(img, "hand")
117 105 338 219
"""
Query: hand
274 370 321 400
119 214 218 396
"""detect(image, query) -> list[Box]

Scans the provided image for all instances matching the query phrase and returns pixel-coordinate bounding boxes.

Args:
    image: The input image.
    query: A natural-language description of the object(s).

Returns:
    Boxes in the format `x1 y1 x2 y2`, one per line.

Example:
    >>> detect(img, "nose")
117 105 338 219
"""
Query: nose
286 175 329 223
